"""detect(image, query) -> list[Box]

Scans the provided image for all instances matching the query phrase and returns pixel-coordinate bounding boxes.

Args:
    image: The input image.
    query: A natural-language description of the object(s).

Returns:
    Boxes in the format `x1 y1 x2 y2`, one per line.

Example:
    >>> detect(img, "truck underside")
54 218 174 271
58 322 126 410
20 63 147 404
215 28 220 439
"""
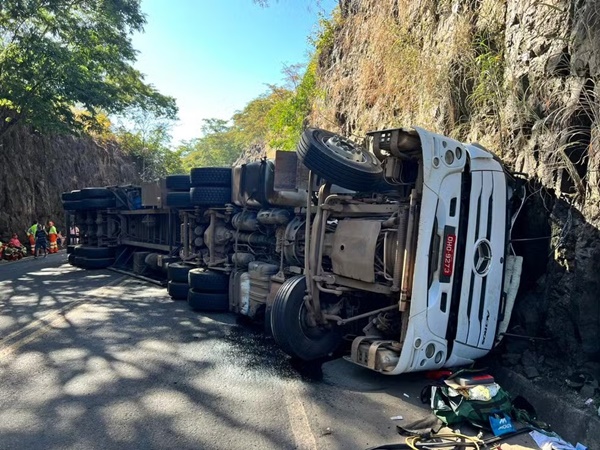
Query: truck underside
62 126 524 375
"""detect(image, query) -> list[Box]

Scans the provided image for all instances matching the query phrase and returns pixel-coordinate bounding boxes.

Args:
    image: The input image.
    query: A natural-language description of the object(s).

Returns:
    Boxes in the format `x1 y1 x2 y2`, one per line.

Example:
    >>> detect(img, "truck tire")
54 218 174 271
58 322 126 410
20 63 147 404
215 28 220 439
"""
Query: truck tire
297 128 383 192
73 246 115 258
165 191 192 208
67 245 79 254
80 187 114 199
75 256 114 270
68 253 76 265
190 187 231 206
168 281 189 300
61 191 80 202
188 269 229 292
188 290 228 312
62 200 82 210
79 197 116 210
166 174 191 191
167 262 193 283
270 275 342 361
190 168 232 187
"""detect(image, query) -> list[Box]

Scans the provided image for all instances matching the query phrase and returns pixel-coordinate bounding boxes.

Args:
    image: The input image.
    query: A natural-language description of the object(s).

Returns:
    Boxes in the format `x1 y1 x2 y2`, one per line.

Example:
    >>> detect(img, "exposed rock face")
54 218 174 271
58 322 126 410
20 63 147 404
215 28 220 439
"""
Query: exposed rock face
314 0 600 364
0 125 137 242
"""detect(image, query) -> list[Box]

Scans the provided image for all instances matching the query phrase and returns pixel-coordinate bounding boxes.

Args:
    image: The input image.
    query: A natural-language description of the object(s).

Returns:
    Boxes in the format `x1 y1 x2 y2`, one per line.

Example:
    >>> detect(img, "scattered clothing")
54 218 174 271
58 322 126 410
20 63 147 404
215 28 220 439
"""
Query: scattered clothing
530 430 587 450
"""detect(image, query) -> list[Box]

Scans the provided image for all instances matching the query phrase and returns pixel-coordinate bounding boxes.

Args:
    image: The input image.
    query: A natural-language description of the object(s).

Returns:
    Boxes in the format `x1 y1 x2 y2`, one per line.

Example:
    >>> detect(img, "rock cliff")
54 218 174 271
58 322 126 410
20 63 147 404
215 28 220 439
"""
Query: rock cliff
311 0 600 367
0 125 137 242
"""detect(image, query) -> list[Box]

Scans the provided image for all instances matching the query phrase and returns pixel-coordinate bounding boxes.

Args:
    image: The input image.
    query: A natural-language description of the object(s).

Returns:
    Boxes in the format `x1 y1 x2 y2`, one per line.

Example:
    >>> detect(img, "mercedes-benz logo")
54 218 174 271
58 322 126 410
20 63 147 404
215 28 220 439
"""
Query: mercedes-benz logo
473 239 492 275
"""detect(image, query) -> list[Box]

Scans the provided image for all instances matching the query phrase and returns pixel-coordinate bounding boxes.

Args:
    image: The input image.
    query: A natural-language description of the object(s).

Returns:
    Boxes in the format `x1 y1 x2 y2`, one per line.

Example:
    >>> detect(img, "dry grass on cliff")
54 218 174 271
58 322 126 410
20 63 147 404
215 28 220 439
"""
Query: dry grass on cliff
312 0 511 147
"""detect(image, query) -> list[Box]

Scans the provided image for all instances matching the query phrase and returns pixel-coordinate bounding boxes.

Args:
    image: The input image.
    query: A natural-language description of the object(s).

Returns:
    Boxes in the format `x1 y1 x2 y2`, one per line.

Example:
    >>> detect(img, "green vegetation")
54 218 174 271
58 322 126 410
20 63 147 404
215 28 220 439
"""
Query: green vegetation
0 0 177 138
179 119 242 170
179 11 338 167
113 108 183 182
468 31 505 112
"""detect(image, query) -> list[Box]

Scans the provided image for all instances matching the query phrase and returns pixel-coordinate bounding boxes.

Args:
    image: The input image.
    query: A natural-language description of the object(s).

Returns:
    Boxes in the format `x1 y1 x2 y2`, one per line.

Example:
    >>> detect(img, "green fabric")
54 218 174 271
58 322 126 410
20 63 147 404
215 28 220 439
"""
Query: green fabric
48 226 57 234
431 385 513 429
28 224 38 235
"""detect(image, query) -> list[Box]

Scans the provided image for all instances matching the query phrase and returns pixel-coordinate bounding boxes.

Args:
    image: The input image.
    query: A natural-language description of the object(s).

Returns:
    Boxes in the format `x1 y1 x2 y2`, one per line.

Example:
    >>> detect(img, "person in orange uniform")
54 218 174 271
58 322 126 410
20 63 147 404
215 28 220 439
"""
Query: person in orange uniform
47 221 58 254
26 221 38 255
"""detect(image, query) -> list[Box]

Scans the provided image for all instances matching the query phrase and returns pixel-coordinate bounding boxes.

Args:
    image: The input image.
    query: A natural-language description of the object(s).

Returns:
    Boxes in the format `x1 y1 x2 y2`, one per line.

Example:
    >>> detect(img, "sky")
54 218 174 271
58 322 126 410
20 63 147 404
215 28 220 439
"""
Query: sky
131 0 337 146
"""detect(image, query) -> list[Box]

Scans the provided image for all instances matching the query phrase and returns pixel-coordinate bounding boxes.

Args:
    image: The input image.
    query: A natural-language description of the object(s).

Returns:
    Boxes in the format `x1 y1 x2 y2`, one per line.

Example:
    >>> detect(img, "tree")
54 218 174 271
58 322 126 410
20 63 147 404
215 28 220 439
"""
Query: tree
179 119 243 170
113 108 183 181
0 0 177 138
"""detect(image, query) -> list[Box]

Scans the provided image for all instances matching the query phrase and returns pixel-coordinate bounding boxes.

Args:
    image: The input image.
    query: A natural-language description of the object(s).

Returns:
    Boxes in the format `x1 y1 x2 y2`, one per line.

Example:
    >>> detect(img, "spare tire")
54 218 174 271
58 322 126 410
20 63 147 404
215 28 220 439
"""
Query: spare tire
297 128 383 192
190 168 232 187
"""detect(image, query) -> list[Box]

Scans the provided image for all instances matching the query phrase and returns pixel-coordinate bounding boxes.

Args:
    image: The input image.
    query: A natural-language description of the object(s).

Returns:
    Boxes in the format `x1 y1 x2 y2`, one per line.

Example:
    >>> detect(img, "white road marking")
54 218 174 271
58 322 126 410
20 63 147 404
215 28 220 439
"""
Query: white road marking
283 381 318 450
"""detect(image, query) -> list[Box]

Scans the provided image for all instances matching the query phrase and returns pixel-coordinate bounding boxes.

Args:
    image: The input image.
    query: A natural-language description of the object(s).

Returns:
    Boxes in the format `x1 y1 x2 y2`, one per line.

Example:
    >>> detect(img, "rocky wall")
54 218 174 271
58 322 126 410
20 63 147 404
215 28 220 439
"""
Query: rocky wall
0 125 137 242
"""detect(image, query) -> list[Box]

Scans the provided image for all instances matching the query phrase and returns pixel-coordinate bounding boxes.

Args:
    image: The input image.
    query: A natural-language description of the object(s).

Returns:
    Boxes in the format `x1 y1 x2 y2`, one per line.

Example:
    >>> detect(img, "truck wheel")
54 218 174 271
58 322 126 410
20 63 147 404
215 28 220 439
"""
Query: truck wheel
190 168 232 187
167 281 189 300
190 187 232 206
79 197 116 210
75 256 114 270
67 245 79 254
62 200 82 210
165 174 191 191
270 275 342 361
167 262 193 283
61 191 81 202
80 187 114 199
188 269 229 292
73 246 115 258
297 128 383 192
187 290 229 312
165 191 192 208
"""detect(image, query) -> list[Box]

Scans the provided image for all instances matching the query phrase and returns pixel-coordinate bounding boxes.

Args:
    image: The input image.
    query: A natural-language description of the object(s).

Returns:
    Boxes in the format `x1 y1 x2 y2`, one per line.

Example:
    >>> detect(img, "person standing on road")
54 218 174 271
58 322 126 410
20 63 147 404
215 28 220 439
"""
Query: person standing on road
27 221 38 255
47 221 58 254
35 223 49 258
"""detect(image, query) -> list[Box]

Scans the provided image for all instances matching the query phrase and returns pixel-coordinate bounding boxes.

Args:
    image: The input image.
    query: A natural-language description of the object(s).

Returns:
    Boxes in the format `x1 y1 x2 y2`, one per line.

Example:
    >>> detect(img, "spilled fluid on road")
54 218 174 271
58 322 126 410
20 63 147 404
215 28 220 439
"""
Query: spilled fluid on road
221 318 328 382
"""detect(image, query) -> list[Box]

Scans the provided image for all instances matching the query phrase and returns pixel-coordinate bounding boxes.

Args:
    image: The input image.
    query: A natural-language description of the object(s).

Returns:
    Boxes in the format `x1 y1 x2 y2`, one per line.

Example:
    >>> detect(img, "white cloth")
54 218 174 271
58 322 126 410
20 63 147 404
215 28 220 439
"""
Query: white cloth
530 430 587 450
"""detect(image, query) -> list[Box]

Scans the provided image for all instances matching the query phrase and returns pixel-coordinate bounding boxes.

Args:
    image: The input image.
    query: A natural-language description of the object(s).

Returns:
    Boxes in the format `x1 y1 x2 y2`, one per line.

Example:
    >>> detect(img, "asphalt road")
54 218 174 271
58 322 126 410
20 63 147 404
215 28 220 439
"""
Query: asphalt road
0 254 537 450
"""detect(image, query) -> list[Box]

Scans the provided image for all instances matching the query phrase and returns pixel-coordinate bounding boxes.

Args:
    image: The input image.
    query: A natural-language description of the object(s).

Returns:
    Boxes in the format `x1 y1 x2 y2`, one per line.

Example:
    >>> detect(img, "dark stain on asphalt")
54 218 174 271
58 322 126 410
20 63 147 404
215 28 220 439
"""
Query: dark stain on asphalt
222 319 326 382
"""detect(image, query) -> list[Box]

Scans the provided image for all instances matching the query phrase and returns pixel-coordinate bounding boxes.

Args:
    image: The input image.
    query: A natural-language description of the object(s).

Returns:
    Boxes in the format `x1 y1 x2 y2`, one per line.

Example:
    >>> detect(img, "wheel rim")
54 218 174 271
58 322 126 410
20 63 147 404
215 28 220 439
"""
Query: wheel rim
322 134 366 163
297 301 332 340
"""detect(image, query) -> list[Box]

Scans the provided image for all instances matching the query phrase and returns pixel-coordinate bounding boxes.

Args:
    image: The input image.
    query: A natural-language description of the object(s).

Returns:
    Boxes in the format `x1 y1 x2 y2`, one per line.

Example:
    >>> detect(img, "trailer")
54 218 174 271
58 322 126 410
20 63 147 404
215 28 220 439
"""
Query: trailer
62 126 524 375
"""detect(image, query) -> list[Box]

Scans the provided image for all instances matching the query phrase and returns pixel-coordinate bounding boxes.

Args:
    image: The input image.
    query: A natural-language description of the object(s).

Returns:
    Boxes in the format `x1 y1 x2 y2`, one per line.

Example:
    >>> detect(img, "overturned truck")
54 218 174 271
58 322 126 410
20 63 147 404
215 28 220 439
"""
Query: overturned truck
62 126 524 375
